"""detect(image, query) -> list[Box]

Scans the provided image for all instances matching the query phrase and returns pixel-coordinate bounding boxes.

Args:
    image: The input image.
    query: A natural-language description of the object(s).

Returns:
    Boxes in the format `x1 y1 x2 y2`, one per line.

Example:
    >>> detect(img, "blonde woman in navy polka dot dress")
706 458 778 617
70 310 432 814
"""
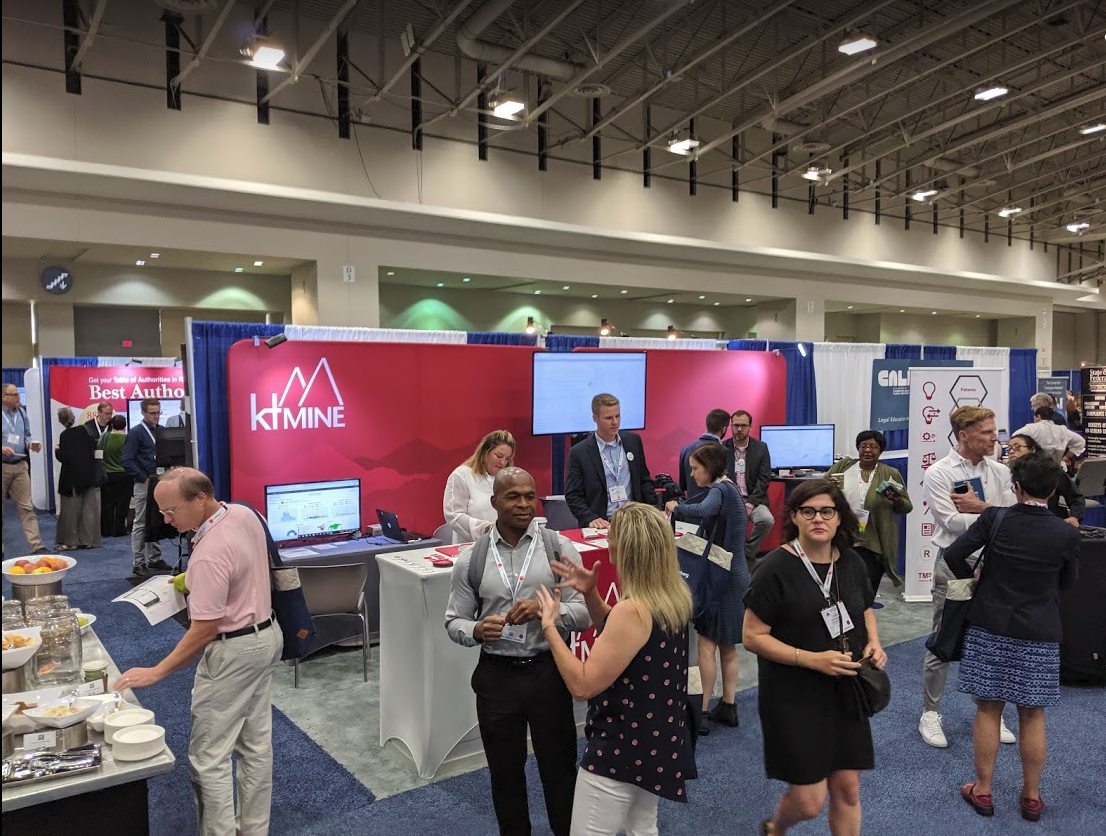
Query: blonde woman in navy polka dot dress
537 502 695 836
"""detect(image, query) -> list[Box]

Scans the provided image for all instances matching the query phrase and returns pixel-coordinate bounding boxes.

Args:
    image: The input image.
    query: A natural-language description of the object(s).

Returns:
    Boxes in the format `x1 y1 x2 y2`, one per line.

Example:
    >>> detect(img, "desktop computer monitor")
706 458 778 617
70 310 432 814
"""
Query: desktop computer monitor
264 478 362 545
759 424 835 471
155 426 191 468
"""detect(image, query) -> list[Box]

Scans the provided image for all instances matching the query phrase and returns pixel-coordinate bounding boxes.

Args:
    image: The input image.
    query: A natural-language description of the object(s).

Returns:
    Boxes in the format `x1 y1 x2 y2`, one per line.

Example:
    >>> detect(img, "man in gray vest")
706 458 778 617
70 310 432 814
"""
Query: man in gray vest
445 467 590 836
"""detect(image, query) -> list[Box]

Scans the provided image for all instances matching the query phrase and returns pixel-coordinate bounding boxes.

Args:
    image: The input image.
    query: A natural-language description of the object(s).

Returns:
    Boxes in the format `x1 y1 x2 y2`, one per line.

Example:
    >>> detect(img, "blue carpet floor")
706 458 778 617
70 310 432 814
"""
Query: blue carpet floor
4 508 374 835
7 508 1105 835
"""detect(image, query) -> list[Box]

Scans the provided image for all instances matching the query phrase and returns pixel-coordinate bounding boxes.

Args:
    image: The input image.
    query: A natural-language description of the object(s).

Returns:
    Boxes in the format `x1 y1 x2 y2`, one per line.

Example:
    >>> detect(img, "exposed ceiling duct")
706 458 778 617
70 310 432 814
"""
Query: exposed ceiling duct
456 0 583 82
924 157 982 179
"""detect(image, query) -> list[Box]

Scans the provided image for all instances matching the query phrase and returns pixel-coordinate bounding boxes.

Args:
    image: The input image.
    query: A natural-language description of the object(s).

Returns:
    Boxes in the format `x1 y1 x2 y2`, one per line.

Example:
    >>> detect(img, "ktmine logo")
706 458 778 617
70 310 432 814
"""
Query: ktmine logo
250 358 346 432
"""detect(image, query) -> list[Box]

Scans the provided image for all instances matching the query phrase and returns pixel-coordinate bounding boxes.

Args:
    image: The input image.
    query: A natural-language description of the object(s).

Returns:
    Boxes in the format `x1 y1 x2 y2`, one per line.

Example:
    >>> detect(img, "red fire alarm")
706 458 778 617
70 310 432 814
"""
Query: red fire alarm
122 340 133 348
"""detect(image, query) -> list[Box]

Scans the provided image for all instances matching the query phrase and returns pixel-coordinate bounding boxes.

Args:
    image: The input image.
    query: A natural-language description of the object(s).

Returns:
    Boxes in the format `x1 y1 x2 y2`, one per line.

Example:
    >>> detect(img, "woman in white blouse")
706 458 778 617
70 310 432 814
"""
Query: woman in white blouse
442 430 516 543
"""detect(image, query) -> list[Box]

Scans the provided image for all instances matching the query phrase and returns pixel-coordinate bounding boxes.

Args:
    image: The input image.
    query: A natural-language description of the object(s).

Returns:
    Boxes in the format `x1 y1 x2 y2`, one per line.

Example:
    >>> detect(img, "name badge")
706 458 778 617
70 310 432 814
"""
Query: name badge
608 485 628 503
156 466 166 475
6 433 20 445
94 450 104 460
855 509 870 534
500 623 527 643
820 602 855 638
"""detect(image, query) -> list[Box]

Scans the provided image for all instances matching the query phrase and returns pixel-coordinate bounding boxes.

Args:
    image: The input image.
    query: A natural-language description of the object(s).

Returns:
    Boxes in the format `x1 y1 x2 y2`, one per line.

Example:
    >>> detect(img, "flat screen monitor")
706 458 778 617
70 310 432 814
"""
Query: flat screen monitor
532 352 647 435
127 398 182 428
759 424 835 471
264 478 362 545
155 426 191 468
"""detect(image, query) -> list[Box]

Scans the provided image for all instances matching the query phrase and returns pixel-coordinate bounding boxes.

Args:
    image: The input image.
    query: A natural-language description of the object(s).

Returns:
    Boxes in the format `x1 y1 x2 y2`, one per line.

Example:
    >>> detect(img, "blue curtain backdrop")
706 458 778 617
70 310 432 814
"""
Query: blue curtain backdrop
40 357 99 508
726 340 768 352
545 335 600 494
465 332 538 346
922 345 958 361
191 321 285 502
2 367 27 387
768 341 817 425
1008 348 1038 432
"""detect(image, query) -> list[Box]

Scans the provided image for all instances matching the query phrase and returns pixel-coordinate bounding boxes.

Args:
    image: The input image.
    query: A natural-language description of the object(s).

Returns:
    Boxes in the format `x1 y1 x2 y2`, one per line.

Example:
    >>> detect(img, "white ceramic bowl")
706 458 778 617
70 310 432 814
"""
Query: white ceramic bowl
103 707 154 744
75 613 97 635
2 626 42 670
23 698 101 729
111 724 166 761
1 555 77 586
87 699 138 734
1 704 16 727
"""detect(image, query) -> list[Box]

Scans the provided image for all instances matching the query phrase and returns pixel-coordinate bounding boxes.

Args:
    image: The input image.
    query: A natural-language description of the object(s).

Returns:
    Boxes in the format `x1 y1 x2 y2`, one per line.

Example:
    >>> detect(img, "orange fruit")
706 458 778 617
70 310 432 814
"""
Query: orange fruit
46 557 67 570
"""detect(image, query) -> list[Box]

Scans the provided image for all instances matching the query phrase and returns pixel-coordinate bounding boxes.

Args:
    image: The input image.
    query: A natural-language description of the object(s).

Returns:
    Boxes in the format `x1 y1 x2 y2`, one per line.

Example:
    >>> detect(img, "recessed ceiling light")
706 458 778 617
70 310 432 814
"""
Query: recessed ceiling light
135 260 145 266
620 289 628 294
713 302 720 306
234 267 244 273
931 311 937 315
698 295 706 300
562 285 570 290
899 309 905 313
254 260 264 266
149 253 159 258
1077 122 1105 135
534 290 542 295
462 277 471 283
838 33 878 55
667 299 674 304
975 314 981 318
386 271 395 276
847 305 854 310
591 294 598 298
436 282 444 287
745 298 752 302
997 206 1023 218
974 85 1009 101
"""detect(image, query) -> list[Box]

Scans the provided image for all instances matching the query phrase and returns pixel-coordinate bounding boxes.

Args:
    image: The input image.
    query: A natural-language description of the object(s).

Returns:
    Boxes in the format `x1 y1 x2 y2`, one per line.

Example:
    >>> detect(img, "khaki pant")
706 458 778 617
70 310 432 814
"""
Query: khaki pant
189 622 283 836
2 460 43 552
58 487 101 548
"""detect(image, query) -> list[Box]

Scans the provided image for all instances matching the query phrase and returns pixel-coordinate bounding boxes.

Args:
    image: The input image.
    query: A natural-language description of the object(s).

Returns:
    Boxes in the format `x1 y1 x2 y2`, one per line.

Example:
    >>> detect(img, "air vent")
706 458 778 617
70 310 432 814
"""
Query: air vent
793 140 831 154
572 83 611 98
154 0 219 13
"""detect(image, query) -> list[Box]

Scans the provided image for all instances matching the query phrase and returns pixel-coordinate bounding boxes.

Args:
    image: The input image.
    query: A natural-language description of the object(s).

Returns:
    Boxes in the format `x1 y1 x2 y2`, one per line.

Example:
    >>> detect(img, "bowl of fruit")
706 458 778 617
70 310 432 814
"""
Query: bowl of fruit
2 555 76 586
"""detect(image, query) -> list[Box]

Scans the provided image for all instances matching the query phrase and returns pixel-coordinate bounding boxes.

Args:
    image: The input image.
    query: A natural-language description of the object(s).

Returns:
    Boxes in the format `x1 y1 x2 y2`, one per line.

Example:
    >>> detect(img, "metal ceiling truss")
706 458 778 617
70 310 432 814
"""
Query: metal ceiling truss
67 0 109 75
952 155 1106 215
259 0 365 105
171 0 238 89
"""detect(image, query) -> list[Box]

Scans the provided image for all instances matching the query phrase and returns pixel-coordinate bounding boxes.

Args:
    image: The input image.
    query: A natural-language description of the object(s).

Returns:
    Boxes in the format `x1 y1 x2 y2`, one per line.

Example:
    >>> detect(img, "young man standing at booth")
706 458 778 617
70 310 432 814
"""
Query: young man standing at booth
445 467 590 836
122 397 171 577
678 408 733 502
565 393 656 529
723 409 775 563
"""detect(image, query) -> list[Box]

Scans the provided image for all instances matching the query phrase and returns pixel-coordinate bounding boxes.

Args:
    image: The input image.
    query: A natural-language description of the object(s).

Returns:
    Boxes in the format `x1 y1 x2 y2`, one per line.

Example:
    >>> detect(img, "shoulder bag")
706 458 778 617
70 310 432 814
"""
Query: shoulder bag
674 486 734 618
835 552 891 719
925 507 1009 663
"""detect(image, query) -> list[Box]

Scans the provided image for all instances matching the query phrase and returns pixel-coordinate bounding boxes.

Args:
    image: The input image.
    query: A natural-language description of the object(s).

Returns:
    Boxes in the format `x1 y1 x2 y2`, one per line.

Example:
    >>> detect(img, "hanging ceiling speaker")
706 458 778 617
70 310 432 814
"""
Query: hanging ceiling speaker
154 0 219 13
792 140 831 154
571 83 611 98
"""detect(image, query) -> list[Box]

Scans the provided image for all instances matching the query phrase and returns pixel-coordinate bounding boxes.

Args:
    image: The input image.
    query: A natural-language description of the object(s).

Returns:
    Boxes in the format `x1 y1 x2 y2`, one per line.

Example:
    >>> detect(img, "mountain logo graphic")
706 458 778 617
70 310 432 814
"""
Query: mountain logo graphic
250 358 347 432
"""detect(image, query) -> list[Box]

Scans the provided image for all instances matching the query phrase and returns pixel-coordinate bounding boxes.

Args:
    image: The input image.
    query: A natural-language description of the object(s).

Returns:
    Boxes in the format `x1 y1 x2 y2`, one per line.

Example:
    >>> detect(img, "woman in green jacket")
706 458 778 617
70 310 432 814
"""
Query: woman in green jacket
827 430 913 594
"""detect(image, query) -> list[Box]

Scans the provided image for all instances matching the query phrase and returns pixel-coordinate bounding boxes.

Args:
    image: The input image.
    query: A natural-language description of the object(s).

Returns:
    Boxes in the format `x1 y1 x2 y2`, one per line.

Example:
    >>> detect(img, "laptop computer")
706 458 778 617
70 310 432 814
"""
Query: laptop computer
376 509 422 543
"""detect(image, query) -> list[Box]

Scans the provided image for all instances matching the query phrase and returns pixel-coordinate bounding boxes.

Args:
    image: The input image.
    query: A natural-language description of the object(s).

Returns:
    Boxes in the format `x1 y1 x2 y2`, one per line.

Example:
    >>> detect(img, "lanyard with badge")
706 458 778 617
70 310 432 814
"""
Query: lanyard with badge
601 438 629 504
489 535 538 643
852 466 871 533
192 503 229 545
792 539 854 640
3 410 24 448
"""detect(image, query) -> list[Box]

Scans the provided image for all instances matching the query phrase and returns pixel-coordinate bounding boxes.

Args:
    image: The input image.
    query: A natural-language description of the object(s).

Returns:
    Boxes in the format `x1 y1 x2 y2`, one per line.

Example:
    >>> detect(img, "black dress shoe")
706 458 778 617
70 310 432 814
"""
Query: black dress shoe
146 560 174 573
707 700 739 727
133 564 154 578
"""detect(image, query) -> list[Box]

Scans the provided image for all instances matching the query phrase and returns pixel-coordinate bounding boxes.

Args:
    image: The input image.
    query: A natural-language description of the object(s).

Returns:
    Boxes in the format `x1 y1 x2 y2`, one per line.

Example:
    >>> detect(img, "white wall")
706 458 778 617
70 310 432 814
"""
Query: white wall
2 301 32 366
878 313 996 347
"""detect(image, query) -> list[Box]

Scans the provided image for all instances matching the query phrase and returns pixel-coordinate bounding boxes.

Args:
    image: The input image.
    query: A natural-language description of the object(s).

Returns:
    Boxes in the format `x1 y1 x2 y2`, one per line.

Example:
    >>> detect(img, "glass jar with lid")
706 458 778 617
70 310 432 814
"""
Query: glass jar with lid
24 595 71 626
2 600 25 629
31 611 83 687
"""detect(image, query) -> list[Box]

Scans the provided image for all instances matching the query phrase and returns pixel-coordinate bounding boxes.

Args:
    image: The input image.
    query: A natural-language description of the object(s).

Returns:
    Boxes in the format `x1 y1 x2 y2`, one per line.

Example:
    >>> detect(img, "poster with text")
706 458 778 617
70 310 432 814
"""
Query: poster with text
1080 366 1106 457
904 367 1006 602
870 359 971 432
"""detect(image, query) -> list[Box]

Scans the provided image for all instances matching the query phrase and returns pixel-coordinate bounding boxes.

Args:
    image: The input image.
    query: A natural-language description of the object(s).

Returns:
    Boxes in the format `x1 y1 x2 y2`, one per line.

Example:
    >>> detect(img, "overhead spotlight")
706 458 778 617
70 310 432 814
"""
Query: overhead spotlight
491 97 525 118
1066 221 1090 233
667 299 674 304
713 301 721 306
797 343 807 357
534 290 542 295
838 33 878 55
931 311 937 315
973 85 1008 101
525 316 546 335
912 188 939 202
264 333 288 349
135 260 145 266
667 135 701 156
899 309 905 313
254 260 264 266
803 165 833 181
149 252 160 258
997 206 1023 218
847 305 855 310
462 277 471 283
591 294 598 298
386 270 395 276
436 281 445 287
745 298 753 303
1077 122 1105 135
666 325 678 341
698 295 706 300
599 318 612 336
241 36 286 69
620 289 628 294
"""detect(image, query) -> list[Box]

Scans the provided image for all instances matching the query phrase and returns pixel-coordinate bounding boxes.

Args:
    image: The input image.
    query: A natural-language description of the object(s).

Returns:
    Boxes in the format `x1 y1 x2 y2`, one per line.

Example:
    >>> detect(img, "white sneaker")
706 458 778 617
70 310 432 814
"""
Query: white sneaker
919 711 948 748
1000 717 1017 744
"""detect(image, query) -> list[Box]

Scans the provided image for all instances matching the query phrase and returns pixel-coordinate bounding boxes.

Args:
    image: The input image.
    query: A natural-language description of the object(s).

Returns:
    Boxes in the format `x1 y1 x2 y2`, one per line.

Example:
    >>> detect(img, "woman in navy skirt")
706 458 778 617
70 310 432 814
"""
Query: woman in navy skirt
666 442 748 730
944 453 1080 822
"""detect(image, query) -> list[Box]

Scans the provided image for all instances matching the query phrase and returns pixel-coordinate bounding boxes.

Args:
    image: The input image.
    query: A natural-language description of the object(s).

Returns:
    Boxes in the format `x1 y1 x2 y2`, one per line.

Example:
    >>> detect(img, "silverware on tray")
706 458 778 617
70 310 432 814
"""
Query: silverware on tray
2 743 102 785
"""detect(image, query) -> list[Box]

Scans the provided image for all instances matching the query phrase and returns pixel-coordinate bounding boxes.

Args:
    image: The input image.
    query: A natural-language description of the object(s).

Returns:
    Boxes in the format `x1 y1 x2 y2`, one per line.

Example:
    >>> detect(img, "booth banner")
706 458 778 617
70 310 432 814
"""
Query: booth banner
870 359 971 432
47 366 186 505
1081 366 1106 457
904 367 1006 602
1037 375 1069 407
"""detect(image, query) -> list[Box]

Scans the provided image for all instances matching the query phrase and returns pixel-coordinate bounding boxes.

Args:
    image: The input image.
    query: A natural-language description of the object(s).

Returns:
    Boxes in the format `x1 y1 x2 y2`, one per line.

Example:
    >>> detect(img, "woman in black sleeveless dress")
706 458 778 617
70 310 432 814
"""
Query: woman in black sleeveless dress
537 502 695 836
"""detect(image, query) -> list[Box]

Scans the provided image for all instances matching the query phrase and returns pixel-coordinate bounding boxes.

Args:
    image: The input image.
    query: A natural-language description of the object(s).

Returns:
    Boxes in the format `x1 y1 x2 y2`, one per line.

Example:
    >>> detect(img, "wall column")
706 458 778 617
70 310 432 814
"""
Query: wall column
314 250 381 327
795 295 826 343
35 302 75 357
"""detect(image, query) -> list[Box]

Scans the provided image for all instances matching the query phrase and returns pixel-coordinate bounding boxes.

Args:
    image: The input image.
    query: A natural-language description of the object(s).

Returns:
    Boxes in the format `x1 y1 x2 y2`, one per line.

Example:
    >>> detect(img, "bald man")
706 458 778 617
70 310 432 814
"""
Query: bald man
2 383 45 554
446 467 590 836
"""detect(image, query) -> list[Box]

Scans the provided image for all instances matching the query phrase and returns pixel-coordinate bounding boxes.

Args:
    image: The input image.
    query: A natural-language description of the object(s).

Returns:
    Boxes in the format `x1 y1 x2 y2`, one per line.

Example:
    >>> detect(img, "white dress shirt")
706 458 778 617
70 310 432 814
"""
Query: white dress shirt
922 448 1015 551
1011 421 1085 458
443 464 496 543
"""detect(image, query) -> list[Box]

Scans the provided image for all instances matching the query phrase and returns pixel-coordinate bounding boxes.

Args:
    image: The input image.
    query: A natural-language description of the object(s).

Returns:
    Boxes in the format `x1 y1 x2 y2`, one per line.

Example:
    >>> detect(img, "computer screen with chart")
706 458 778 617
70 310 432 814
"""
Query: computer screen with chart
264 478 362 545
759 424 836 471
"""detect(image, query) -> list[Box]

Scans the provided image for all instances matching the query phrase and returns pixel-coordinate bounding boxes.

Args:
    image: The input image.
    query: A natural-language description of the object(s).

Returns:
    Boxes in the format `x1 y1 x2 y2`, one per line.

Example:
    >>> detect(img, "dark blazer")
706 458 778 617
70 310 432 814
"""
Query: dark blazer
565 431 656 527
678 433 731 501
83 417 109 441
55 425 98 496
944 504 1080 643
1049 475 1085 523
723 436 772 508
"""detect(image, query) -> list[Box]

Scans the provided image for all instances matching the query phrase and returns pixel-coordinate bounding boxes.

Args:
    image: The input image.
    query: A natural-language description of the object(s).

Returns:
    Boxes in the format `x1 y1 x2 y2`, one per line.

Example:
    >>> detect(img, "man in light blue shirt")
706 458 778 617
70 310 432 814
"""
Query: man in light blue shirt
2 384 45 553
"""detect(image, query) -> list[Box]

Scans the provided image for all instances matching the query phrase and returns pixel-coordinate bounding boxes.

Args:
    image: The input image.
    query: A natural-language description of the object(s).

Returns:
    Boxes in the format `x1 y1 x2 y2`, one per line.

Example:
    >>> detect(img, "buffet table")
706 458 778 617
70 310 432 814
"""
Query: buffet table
2 629 175 835
278 536 440 641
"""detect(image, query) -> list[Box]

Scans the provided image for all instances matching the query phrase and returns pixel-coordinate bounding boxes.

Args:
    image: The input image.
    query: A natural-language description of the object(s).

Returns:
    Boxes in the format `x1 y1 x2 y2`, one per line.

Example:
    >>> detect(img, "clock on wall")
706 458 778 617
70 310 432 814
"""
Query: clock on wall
40 266 73 295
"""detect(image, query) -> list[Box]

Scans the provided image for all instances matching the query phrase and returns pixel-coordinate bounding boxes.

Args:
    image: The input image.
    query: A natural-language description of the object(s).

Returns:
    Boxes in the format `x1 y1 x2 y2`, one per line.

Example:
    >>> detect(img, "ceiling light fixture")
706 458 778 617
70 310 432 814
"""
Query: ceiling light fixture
1066 221 1091 233
838 33 878 55
973 85 1009 101
797 343 807 357
1077 122 1106 135
525 316 537 335
997 206 1023 218
667 136 701 156
436 281 444 287
847 305 854 310
135 260 145 266
149 252 159 258
666 325 678 341
534 290 542 295
599 318 612 337
253 260 263 266
899 309 905 313
234 267 244 273
241 36 285 70
386 271 395 276
620 289 628 294
931 311 937 315
491 97 525 119
462 277 471 283
912 188 939 202
591 294 598 298
698 295 706 300
713 302 720 306
803 165 833 181
562 285 570 290
667 299 674 304
745 298 752 303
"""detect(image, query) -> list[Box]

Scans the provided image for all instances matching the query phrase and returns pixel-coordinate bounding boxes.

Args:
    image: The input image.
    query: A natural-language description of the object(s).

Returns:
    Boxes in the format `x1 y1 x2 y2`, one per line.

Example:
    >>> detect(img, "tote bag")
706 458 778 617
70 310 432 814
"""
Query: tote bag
674 489 734 618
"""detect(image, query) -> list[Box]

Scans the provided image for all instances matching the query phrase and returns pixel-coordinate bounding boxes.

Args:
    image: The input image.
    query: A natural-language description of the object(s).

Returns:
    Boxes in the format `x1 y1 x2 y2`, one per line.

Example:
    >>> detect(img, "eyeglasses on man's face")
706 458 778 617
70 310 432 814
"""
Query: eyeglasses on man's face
796 506 838 520
159 502 187 518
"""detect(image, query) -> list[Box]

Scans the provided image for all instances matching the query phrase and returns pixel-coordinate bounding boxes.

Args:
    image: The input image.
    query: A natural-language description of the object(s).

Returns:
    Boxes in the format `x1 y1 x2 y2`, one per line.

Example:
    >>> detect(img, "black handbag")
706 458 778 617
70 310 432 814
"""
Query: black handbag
835 556 891 719
925 507 1009 663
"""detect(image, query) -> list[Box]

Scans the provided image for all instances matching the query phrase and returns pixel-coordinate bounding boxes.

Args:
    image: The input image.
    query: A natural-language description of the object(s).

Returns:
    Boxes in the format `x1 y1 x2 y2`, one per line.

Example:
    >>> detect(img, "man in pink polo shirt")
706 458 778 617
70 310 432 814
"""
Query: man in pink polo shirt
115 467 283 836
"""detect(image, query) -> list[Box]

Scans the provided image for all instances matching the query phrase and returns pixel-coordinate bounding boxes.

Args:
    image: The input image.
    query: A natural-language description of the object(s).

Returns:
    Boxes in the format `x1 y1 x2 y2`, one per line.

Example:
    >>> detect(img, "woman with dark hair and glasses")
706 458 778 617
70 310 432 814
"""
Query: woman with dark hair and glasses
743 479 886 836
946 453 1079 822
1005 434 1083 526
827 430 913 594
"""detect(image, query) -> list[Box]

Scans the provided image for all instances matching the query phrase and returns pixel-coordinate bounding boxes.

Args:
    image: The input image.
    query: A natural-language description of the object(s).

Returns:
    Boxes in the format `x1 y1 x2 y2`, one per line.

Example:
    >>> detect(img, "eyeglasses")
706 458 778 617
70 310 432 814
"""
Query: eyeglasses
796 506 838 520
857 442 882 451
159 502 187 518
1007 443 1029 453
732 423 751 429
